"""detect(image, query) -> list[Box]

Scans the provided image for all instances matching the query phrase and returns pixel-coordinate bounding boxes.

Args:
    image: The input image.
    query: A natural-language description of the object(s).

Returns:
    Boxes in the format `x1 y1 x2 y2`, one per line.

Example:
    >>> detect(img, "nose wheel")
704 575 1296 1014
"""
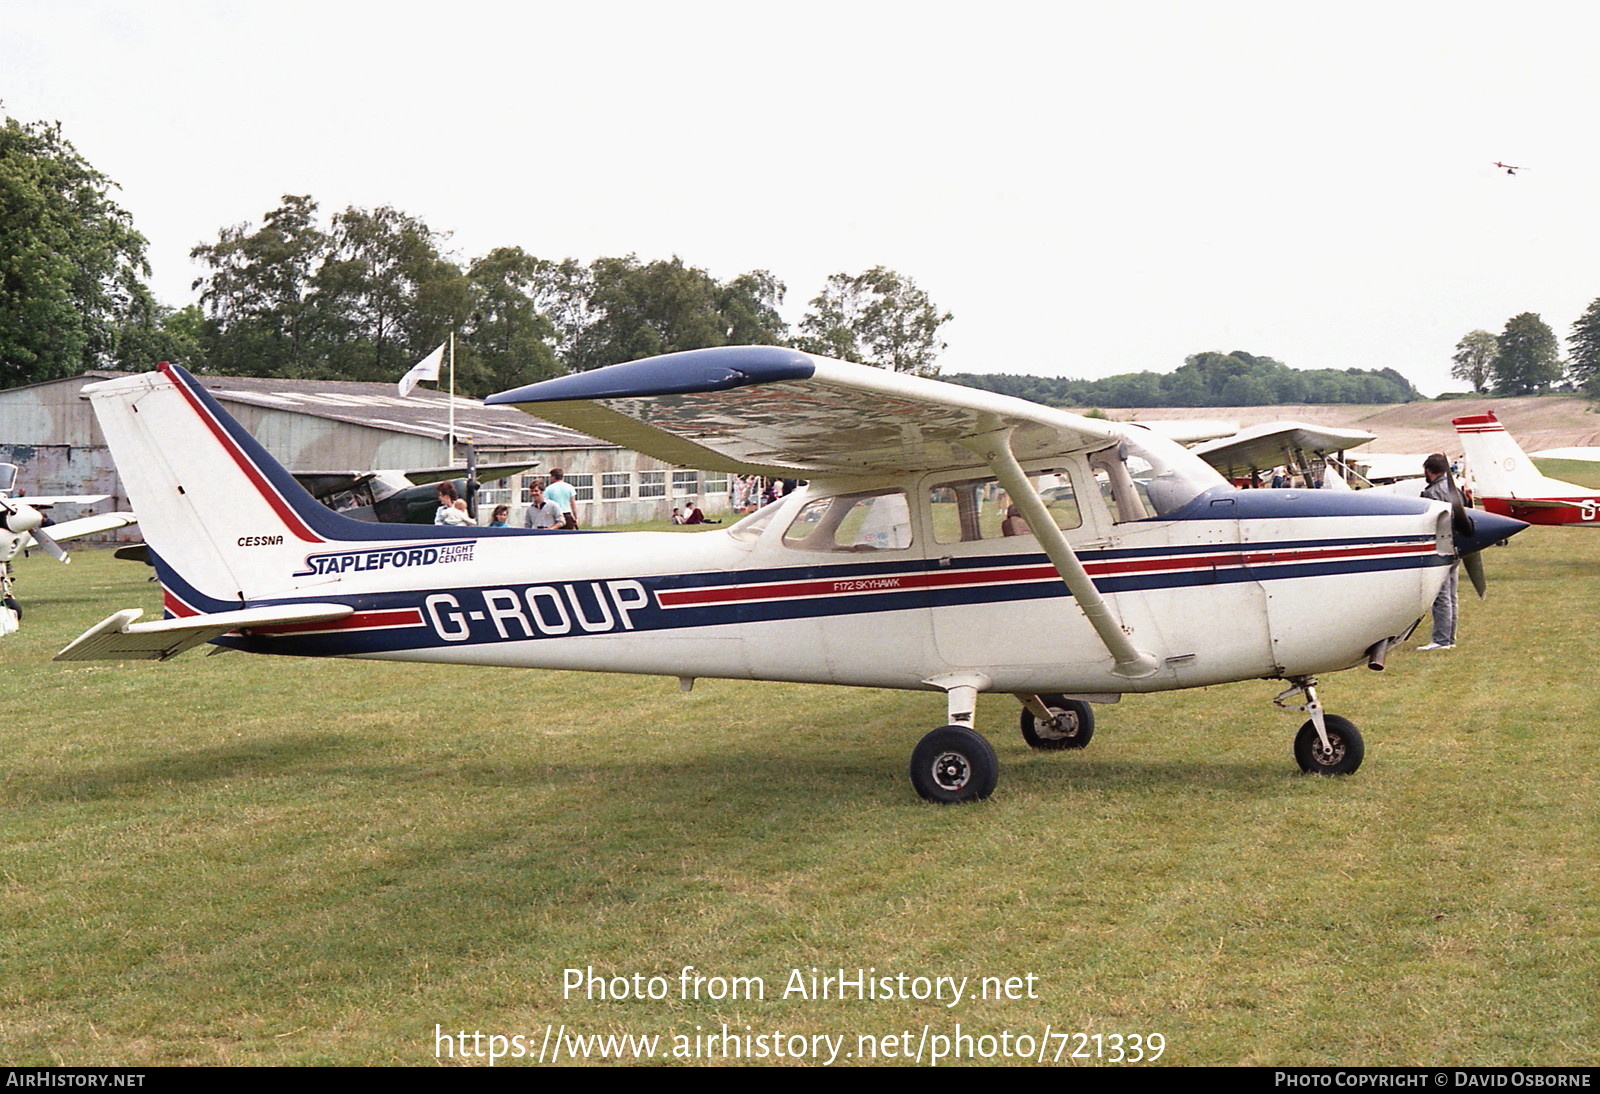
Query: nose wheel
1275 677 1364 775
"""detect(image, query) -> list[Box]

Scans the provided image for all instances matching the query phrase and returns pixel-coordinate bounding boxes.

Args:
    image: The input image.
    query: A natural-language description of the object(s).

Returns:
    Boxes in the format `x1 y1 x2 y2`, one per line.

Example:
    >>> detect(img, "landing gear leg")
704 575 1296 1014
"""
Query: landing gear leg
1273 676 1364 775
912 673 998 803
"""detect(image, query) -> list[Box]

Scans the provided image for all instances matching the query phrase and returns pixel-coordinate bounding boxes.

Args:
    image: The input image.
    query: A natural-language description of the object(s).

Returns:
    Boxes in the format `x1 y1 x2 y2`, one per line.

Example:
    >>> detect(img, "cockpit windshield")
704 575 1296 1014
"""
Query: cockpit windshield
1089 429 1228 522
0 464 16 494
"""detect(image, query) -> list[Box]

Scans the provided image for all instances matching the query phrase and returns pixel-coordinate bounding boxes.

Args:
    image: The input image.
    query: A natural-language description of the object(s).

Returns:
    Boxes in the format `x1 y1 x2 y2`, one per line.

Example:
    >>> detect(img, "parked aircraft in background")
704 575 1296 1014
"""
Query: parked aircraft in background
1 463 136 634
1189 421 1378 486
56 354 1524 801
1455 412 1600 526
296 458 532 524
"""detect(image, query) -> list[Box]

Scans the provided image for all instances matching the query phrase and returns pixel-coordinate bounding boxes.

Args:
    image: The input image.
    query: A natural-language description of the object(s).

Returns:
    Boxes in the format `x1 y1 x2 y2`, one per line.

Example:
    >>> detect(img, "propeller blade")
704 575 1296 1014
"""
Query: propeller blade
1463 550 1487 600
30 525 70 563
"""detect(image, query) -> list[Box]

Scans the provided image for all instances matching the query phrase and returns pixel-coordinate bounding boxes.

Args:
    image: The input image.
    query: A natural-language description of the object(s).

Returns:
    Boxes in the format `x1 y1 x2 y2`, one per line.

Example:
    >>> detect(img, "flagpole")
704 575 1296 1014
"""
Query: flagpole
448 330 456 465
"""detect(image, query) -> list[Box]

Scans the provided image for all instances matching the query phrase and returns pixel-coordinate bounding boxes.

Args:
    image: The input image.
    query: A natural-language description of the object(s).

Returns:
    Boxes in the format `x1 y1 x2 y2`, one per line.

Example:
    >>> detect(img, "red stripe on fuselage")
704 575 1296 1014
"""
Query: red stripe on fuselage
250 608 426 635
656 542 1433 608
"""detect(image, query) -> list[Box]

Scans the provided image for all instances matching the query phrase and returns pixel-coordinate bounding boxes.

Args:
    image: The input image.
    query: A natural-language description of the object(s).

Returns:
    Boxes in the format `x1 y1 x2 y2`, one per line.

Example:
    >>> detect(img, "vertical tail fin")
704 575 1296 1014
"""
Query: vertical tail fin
85 363 473 611
1452 412 1546 500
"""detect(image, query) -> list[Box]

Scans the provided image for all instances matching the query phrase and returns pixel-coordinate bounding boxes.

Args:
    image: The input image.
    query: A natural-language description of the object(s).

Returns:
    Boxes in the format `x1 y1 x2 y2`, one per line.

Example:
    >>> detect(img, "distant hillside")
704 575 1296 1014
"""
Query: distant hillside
945 350 1420 408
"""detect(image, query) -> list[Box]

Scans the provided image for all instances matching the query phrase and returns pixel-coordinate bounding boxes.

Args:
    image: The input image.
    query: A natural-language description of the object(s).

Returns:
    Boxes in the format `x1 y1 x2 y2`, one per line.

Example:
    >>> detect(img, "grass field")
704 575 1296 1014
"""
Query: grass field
1 530 1595 1066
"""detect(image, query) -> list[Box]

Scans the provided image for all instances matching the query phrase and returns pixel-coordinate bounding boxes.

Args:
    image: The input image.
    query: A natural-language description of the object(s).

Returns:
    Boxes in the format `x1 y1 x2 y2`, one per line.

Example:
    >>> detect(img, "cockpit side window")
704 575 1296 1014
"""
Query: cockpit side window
927 468 1083 544
1089 431 1229 522
782 490 913 552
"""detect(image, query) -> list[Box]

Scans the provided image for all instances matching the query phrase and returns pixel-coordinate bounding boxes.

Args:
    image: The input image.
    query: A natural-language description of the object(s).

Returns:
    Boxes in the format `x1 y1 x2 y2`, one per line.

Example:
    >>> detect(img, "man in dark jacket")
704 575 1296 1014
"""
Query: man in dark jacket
1419 453 1462 650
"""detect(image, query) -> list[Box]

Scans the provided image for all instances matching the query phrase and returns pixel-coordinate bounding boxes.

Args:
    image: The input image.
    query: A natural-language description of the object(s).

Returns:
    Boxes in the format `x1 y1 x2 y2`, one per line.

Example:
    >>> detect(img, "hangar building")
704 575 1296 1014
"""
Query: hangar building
0 372 732 531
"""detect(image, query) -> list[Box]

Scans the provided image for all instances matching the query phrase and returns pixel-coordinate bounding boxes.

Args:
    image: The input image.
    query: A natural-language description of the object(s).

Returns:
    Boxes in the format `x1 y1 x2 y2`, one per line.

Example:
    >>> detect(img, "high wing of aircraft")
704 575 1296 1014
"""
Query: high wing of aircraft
1 463 138 633
56 353 1524 802
1190 421 1378 483
1455 412 1600 525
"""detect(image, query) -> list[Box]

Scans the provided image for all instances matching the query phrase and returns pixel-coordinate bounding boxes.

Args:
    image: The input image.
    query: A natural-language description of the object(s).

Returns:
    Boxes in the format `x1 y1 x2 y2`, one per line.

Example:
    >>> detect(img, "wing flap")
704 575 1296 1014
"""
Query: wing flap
55 603 354 662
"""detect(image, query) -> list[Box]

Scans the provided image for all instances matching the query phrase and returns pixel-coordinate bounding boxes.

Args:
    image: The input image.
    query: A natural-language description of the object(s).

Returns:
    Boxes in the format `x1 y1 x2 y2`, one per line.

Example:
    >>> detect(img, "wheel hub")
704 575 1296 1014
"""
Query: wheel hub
1040 710 1078 740
931 751 971 791
1312 735 1345 764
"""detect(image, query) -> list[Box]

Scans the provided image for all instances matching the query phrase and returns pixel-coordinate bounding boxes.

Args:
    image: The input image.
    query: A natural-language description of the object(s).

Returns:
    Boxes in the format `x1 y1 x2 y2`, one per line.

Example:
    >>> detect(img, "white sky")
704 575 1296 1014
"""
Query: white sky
7 0 1599 395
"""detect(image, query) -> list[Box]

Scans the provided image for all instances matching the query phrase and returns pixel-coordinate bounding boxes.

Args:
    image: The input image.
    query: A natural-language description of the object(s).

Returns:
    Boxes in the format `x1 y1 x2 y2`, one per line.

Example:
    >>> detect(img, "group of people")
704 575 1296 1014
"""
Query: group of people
433 468 580 531
730 474 798 513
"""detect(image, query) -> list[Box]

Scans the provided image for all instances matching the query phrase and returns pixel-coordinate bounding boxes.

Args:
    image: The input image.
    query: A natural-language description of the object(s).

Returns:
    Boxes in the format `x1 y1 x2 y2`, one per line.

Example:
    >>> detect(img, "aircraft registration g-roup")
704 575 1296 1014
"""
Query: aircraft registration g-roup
56 351 1525 802
1454 411 1600 526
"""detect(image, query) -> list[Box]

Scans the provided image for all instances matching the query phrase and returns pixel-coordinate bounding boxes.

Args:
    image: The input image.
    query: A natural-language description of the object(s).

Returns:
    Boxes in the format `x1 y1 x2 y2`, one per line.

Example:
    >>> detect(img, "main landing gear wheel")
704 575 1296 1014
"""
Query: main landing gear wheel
1020 694 1094 751
1294 715 1364 775
910 725 999 803
3 595 20 621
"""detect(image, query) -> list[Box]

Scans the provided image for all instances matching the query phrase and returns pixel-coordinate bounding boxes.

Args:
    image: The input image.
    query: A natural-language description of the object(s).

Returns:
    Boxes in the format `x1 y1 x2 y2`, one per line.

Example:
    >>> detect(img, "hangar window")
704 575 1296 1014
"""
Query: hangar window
928 469 1083 544
638 471 666 499
782 490 912 552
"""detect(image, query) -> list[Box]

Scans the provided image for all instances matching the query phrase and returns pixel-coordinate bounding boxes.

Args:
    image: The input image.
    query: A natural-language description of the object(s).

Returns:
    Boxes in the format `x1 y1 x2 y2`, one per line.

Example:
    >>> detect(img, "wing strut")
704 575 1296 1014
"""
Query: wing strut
961 428 1159 679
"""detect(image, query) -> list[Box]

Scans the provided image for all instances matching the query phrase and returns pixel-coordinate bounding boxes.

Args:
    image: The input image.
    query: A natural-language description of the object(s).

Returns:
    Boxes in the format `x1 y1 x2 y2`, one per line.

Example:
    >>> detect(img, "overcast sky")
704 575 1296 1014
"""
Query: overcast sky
7 1 1599 395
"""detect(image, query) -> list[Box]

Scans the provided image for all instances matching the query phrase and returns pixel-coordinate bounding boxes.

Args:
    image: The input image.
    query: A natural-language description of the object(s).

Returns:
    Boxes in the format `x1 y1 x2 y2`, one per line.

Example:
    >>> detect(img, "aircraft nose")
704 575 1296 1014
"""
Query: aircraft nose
2 503 43 534
1457 509 1528 555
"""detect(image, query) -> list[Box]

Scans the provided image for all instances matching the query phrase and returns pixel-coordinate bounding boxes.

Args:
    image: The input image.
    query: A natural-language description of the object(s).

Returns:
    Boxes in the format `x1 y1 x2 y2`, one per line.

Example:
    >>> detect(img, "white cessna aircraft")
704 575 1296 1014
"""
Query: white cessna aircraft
57 352 1524 801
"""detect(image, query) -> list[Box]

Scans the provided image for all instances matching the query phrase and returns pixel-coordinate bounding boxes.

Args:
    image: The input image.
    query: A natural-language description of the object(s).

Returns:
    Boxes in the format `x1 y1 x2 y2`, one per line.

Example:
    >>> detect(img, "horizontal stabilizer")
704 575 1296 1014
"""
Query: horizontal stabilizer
54 603 354 662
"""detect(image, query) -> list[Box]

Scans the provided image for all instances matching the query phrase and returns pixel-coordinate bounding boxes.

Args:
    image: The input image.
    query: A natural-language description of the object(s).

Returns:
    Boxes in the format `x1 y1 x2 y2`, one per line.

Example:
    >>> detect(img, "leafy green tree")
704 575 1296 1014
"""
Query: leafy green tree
1567 299 1600 394
1451 329 1497 393
565 255 779 372
190 195 329 377
1492 312 1562 395
716 270 788 346
458 247 562 395
314 205 469 382
795 267 952 376
0 115 152 387
111 302 206 372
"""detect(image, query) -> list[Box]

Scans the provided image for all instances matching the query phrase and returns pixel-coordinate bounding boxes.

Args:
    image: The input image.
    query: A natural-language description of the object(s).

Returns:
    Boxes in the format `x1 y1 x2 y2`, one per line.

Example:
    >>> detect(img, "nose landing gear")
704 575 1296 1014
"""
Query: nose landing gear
1274 677 1365 775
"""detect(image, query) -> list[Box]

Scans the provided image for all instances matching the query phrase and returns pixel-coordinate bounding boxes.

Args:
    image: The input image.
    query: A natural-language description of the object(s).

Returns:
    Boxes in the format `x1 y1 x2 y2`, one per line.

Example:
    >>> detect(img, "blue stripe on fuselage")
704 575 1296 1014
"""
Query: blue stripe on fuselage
212 539 1444 658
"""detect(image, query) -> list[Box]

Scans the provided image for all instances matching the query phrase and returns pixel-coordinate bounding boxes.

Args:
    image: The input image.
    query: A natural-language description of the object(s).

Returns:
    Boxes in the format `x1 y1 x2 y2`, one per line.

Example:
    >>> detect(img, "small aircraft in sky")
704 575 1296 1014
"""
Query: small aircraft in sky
1 463 137 634
56 354 1524 801
1493 162 1524 175
1455 411 1600 526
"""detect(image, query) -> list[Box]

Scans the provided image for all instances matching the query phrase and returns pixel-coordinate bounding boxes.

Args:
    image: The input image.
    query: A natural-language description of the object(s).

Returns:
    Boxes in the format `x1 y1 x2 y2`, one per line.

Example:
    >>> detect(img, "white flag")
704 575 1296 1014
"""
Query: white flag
398 344 445 396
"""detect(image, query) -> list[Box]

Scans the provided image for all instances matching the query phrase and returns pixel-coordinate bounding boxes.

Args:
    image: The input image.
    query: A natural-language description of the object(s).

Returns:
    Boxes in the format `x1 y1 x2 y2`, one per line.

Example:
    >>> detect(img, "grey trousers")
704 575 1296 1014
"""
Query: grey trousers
1430 563 1458 645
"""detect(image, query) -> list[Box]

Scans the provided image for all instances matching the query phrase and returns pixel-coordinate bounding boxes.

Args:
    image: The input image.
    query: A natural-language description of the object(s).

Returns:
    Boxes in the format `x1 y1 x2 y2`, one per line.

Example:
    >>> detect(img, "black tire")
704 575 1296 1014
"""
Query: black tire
1020 694 1094 750
3 595 20 622
1293 715 1364 775
909 725 999 803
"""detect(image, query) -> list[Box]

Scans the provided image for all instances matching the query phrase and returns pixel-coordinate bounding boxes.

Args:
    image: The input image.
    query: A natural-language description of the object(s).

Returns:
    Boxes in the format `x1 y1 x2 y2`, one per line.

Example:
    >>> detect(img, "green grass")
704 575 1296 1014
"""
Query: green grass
0 533 1595 1066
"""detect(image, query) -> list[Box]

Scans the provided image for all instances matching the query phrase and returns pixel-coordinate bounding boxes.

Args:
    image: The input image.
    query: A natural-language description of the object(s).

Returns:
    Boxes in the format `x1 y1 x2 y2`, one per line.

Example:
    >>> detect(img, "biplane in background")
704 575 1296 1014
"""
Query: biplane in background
56 352 1523 801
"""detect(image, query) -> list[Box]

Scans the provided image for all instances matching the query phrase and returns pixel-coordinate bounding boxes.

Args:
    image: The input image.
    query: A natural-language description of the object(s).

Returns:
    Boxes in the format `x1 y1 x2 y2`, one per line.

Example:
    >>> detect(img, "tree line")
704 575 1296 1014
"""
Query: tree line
947 350 1420 408
0 113 952 395
1453 308 1600 396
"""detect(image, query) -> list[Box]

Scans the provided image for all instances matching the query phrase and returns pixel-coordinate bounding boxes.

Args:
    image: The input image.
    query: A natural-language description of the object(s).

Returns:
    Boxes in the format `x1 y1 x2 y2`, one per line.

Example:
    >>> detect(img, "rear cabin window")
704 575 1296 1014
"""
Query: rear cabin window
928 470 1083 544
782 491 913 552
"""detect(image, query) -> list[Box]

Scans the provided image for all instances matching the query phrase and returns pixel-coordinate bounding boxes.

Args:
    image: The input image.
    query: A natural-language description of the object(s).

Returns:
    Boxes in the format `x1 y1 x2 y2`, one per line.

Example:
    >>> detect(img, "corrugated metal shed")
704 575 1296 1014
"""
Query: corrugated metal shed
0 372 732 527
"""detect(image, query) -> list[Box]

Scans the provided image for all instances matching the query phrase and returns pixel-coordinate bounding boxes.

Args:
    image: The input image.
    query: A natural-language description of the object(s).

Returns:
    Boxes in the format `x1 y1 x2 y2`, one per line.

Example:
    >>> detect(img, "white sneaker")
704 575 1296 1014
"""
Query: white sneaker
1418 642 1455 651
